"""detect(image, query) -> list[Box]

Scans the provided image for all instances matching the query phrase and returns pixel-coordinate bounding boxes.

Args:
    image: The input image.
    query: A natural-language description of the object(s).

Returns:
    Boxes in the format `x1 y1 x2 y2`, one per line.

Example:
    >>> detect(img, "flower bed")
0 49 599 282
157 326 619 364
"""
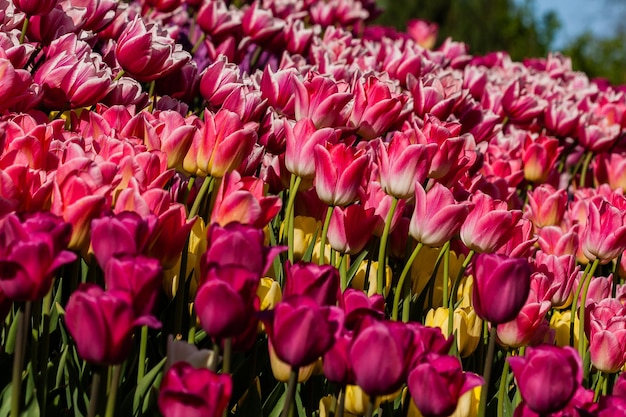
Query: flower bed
1 1 626 416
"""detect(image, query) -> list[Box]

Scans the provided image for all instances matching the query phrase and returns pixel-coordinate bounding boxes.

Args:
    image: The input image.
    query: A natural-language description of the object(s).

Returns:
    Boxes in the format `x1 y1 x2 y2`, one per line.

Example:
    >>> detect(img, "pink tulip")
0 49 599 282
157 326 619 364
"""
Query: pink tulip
283 261 341 307
199 56 242 108
544 100 580 138
241 1 284 44
327 204 377 255
313 142 368 206
473 253 531 324
71 0 118 33
409 75 460 121
0 53 39 114
460 191 523 253
104 255 162 317
587 298 626 373
158 362 232 417
350 318 414 396
522 135 562 184
594 152 626 193
535 252 578 307
525 184 567 228
294 74 352 129
13 0 58 15
376 133 436 200
183 109 257 178
577 113 621 153
262 295 343 367
195 265 260 339
508 345 582 415
284 118 338 179
406 19 438 49
0 212 76 301
210 171 282 228
501 79 546 125
196 0 240 40
259 66 298 116
323 332 355 384
582 200 626 263
409 181 472 247
409 354 483 417
65 284 160 365
154 110 196 171
536 225 579 256
116 16 190 82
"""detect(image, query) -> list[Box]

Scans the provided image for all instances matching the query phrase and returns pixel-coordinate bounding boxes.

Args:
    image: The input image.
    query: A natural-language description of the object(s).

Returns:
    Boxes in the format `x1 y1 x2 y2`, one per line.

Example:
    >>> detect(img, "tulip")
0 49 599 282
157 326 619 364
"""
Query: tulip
183 109 257 178
535 252 578 308
165 335 213 372
284 118 338 179
158 362 232 417
294 74 352 129
409 182 472 248
460 191 523 254
425 307 482 358
268 341 317 383
104 255 162 317
496 288 553 348
196 0 240 40
241 1 284 44
508 345 582 415
594 152 626 193
0 53 39 114
409 354 483 417
327 205 377 255
350 261 392 297
146 202 196 270
283 261 341 307
501 79 546 124
376 133 437 200
350 318 414 396
262 295 343 368
582 200 626 263
313 142 369 207
323 332 355 384
586 298 626 373
522 135 562 184
472 253 532 324
550 310 580 348
116 16 191 82
195 265 260 340
13 0 58 15
524 184 568 228
199 56 242 108
64 284 160 365
407 19 438 48
0 212 76 302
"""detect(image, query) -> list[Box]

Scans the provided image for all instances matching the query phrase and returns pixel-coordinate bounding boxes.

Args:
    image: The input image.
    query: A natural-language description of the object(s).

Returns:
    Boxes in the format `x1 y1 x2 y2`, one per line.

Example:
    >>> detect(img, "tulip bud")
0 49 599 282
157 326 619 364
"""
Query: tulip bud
425 307 482 358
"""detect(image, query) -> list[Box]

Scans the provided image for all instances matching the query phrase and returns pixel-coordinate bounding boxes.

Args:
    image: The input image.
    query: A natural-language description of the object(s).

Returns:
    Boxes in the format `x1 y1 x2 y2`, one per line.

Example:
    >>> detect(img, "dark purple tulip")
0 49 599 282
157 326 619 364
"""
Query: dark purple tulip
283 261 341 307
350 318 415 397
158 362 232 417
508 345 582 415
409 354 483 417
262 296 343 368
473 253 531 324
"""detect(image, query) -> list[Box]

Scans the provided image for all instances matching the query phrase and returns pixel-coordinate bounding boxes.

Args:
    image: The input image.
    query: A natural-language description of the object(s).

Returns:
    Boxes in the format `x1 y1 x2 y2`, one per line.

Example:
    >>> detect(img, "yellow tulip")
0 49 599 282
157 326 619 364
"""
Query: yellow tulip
319 396 358 417
425 306 483 358
280 216 321 261
350 261 392 296
344 385 400 415
550 309 579 348
268 342 316 383
410 246 465 308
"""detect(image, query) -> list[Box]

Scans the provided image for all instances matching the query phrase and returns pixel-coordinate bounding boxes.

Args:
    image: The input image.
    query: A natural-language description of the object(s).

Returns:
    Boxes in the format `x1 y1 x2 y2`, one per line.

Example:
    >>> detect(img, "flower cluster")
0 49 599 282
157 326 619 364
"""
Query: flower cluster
3 1 626 417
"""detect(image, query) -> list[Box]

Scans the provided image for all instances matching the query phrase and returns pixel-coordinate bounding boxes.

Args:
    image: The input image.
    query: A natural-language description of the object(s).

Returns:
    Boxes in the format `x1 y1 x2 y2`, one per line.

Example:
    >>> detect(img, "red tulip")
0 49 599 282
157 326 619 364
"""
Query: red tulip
158 362 232 417
472 253 531 324
508 345 582 415
327 204 377 255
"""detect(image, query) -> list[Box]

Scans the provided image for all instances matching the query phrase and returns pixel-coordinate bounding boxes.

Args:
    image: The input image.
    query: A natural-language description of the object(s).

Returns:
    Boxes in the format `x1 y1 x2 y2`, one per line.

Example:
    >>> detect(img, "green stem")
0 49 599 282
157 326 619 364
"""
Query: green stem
448 250 475 337
222 338 232 374
104 365 121 417
38 291 53 417
578 258 600 359
579 150 594 188
188 176 214 220
112 69 126 82
336 387 345 417
497 352 511 417
318 205 334 265
10 302 31 417
87 367 103 417
339 253 348 291
594 372 606 401
148 80 157 112
570 262 591 347
281 367 299 417
137 326 148 382
377 196 399 296
19 17 28 44
209 342 220 372
391 242 423 320
285 175 302 264
191 33 206 54
478 326 497 417
442 242 451 310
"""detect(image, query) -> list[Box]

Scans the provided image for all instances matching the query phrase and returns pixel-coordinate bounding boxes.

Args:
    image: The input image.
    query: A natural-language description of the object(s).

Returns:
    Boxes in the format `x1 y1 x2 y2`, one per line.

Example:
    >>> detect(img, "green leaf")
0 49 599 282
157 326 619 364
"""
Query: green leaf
263 383 285 417
301 226 320 263
234 382 263 417
294 385 306 417
346 249 369 288
130 357 166 416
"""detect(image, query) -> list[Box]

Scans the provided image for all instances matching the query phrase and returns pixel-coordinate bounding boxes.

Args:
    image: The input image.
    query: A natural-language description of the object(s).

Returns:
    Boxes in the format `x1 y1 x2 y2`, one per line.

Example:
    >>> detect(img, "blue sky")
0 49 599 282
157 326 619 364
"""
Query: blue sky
526 0 626 49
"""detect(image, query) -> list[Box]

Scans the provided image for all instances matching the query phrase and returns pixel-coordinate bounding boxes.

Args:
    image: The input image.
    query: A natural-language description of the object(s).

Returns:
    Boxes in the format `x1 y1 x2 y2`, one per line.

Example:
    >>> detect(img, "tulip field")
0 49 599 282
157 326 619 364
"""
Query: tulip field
3 0 626 416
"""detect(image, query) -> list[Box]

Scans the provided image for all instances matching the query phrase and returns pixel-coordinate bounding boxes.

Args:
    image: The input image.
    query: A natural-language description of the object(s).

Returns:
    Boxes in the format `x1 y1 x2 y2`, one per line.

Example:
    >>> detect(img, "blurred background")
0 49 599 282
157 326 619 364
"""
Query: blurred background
375 0 626 85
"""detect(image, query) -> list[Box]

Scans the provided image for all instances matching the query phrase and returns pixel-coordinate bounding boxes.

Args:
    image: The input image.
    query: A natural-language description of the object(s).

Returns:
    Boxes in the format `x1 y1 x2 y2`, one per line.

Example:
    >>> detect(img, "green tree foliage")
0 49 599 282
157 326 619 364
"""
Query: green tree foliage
375 0 560 62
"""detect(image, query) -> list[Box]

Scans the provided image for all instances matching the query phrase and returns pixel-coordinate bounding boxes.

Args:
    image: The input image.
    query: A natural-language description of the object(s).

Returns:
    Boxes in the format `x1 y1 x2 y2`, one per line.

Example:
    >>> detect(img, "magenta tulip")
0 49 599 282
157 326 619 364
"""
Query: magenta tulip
473 253 532 324
409 354 483 417
283 261 341 307
262 296 343 368
104 255 162 317
350 318 415 396
64 284 160 365
158 362 232 417
508 345 582 415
